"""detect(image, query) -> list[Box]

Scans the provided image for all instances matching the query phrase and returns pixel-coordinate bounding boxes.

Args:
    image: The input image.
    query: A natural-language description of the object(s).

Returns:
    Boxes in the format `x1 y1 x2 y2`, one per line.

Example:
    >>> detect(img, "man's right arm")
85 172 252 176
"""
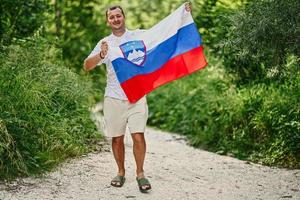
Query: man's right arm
83 41 108 71
83 53 102 71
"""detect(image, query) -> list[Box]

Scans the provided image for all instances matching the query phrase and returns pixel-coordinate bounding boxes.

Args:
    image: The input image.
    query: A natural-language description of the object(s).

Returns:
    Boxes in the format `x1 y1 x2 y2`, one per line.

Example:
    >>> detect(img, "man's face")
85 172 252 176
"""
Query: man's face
107 8 125 31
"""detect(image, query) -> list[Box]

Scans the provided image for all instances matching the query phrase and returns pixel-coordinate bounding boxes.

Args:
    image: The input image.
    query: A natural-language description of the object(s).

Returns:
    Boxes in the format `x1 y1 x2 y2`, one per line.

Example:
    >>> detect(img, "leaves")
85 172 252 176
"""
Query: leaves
222 0 300 83
0 39 102 179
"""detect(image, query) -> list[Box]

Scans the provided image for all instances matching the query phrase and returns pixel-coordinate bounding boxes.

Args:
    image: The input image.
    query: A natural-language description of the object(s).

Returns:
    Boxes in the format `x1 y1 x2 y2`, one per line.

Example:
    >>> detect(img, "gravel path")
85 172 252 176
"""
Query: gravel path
0 104 299 200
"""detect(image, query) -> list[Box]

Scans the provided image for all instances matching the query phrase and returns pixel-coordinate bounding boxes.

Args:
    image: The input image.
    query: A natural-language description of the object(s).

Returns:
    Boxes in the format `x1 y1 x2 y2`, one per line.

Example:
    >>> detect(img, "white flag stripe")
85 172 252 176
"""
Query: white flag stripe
109 4 193 61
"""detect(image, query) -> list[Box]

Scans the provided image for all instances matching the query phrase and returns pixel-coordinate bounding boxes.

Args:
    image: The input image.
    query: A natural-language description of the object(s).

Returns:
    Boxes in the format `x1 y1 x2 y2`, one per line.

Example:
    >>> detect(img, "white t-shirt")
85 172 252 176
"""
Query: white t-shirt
87 29 145 100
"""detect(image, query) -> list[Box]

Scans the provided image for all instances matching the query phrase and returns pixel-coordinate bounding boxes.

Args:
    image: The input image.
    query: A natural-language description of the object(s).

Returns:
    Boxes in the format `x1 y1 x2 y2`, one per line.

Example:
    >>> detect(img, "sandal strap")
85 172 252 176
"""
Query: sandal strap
136 177 150 186
112 175 125 183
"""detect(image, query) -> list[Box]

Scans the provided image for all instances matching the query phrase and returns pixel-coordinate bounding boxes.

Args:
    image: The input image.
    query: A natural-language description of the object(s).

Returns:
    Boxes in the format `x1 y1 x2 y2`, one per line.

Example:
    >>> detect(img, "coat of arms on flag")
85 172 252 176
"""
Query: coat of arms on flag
119 40 146 66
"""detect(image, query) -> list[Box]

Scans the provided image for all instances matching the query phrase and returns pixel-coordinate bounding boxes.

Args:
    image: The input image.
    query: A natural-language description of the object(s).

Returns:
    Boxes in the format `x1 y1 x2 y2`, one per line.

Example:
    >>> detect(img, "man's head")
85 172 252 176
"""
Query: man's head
106 6 125 32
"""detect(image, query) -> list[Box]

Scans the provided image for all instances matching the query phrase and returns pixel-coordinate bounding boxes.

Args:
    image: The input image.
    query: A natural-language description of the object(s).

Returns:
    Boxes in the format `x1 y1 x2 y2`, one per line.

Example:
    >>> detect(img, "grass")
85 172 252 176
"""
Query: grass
0 38 103 179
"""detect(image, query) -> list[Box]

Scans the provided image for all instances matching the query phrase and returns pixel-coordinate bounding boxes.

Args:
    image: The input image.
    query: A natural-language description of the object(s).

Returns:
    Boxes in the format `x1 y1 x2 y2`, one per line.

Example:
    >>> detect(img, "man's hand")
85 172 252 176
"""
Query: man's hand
100 41 108 58
185 2 192 12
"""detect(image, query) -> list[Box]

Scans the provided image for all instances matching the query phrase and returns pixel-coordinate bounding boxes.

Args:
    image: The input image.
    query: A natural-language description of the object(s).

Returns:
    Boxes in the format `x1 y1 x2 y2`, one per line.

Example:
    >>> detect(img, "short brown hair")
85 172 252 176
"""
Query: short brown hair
106 6 125 19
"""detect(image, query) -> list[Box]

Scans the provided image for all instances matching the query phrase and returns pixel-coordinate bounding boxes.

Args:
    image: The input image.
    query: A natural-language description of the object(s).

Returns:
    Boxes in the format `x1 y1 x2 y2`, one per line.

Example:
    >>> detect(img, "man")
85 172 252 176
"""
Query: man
83 3 191 193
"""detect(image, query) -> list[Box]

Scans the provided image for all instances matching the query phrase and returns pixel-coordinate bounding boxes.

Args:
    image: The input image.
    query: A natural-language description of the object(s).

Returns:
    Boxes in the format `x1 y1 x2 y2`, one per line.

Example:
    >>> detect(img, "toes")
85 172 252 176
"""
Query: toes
142 185 150 190
111 181 120 186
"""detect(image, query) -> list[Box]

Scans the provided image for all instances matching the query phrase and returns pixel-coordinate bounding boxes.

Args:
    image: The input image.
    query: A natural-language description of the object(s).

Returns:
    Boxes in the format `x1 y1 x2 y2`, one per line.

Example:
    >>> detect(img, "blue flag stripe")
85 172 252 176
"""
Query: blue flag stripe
112 23 201 83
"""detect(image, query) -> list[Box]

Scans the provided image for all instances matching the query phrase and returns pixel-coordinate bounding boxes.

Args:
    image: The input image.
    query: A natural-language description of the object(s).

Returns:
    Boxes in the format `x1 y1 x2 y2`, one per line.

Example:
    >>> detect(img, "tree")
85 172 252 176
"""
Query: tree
0 0 48 45
222 0 300 83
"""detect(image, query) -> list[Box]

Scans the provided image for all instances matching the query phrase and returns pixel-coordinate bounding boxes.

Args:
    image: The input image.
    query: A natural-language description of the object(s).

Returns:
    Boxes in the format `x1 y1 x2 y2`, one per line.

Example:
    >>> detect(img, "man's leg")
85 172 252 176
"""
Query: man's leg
131 132 151 190
111 135 125 186
131 133 146 176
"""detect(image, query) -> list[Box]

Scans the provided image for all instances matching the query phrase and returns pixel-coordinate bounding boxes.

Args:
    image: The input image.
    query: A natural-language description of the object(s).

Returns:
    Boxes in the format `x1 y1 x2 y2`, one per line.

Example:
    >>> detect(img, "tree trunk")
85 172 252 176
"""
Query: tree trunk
54 0 62 37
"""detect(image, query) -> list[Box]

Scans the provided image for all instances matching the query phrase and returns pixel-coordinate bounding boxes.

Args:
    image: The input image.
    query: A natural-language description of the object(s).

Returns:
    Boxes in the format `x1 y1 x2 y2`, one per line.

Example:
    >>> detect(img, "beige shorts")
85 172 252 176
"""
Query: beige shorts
103 96 148 137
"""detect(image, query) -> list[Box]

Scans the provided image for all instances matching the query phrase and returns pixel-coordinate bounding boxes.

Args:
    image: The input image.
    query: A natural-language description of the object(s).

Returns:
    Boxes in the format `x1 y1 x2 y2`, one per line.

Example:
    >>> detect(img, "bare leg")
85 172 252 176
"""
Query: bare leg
131 132 150 190
111 135 125 186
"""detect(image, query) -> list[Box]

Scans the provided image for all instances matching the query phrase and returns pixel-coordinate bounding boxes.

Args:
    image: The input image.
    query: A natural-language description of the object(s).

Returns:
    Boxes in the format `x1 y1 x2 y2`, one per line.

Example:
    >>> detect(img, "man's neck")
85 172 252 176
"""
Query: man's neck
112 28 126 37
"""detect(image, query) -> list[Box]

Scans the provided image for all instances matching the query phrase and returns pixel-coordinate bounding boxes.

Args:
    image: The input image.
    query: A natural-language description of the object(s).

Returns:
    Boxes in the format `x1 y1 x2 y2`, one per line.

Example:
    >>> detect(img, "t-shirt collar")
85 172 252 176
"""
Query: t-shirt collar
111 29 128 39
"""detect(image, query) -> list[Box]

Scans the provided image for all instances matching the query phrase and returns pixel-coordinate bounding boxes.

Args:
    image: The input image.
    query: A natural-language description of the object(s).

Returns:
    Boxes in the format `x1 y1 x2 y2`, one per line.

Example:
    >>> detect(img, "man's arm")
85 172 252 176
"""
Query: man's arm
83 53 103 71
83 41 108 71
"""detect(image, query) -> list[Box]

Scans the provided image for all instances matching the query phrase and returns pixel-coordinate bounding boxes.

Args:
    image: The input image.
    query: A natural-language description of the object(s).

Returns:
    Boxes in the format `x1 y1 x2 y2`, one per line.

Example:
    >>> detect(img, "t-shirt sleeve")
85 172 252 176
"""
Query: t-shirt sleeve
87 39 108 65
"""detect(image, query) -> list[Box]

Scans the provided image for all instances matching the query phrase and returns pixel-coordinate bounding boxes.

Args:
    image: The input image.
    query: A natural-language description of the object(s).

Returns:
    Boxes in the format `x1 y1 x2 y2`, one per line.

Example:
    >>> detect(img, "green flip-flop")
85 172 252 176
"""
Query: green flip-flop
136 177 152 193
111 175 126 187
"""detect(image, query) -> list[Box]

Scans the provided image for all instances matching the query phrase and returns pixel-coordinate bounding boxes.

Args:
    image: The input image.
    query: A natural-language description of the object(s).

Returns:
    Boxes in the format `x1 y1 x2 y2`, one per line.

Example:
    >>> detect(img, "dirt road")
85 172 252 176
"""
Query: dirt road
0 105 299 200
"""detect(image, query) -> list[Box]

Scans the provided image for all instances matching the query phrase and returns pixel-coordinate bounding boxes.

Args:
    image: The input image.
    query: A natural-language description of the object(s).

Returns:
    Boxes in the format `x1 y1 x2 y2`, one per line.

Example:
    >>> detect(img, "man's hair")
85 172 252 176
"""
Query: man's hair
106 6 125 19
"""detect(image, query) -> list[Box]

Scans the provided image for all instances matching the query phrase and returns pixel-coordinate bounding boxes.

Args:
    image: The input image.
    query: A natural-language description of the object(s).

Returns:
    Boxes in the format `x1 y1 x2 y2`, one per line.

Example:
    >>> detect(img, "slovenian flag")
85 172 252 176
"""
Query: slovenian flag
109 3 207 103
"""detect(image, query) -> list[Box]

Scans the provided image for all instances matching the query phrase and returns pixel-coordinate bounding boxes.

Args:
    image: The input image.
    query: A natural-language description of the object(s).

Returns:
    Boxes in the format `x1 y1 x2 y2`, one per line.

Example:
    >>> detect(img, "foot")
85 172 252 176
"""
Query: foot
111 175 126 187
136 173 151 192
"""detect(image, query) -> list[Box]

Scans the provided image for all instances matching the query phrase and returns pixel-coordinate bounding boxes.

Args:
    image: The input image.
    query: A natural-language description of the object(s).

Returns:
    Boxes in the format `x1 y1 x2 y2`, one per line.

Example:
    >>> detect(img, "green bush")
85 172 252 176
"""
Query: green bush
148 54 233 148
193 0 250 55
0 38 102 179
147 54 300 168
249 80 300 166
222 0 300 84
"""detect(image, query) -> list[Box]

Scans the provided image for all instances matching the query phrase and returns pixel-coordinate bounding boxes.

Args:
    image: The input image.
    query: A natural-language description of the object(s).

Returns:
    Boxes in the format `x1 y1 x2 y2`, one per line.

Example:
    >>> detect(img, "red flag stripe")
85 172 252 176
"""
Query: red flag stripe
121 46 207 103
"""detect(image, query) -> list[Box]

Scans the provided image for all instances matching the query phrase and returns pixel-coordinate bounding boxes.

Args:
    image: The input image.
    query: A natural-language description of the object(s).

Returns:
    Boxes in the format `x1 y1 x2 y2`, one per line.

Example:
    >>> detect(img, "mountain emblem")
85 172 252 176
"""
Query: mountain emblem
119 40 146 66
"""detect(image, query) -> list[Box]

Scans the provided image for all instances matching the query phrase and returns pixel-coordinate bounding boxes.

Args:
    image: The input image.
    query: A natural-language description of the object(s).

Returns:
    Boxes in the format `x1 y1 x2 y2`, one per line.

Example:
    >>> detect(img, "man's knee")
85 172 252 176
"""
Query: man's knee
112 135 124 144
131 132 145 143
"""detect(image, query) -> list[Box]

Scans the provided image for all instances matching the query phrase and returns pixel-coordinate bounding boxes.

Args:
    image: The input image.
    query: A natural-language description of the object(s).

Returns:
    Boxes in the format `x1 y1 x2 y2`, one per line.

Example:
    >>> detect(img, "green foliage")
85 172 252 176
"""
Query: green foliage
0 38 102 179
148 54 300 168
124 0 184 30
222 0 300 84
0 0 48 45
1 0 298 179
245 79 300 167
193 0 249 54
147 0 299 168
47 0 116 70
